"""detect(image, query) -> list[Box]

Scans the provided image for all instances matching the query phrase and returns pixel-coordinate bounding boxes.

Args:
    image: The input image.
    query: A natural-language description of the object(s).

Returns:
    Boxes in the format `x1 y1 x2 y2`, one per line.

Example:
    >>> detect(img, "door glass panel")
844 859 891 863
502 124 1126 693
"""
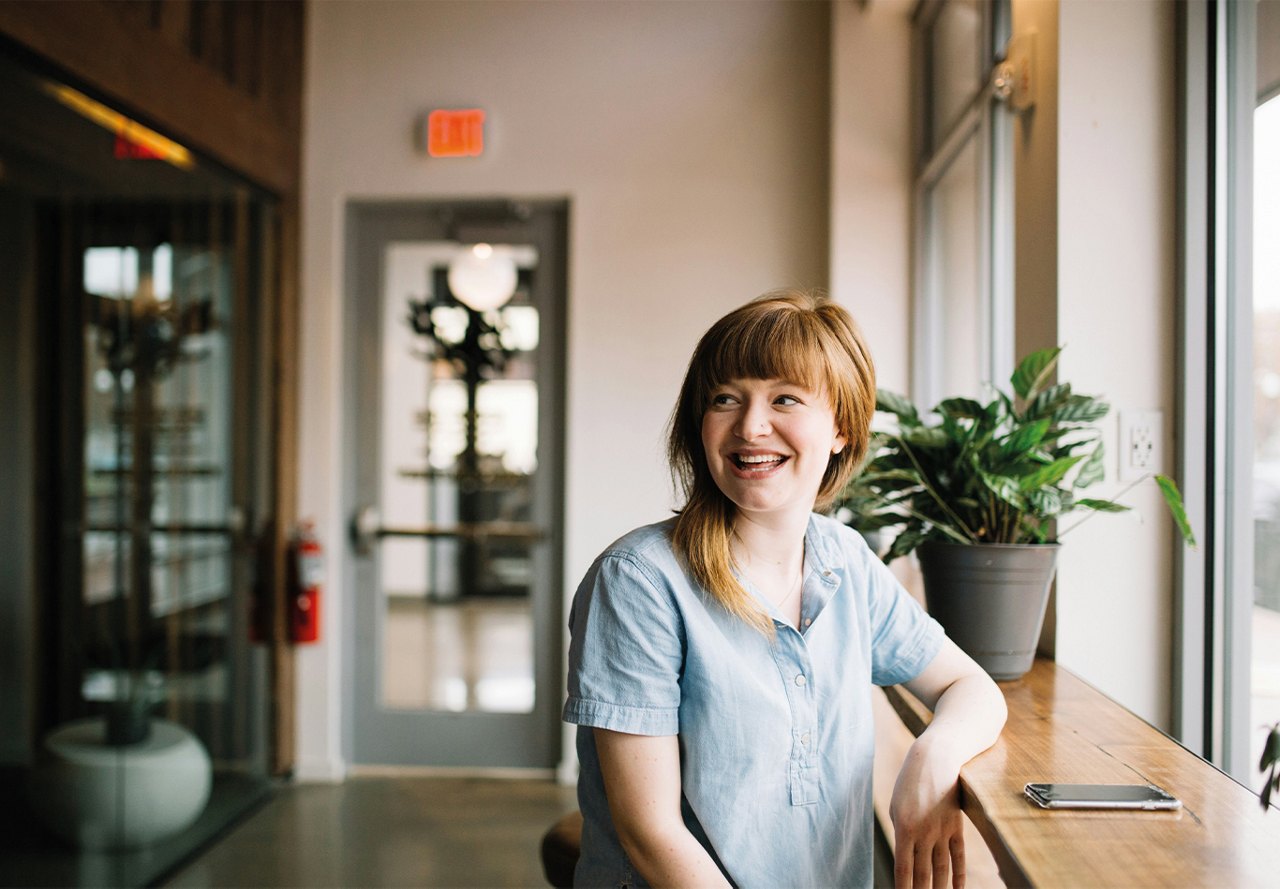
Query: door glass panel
379 241 539 713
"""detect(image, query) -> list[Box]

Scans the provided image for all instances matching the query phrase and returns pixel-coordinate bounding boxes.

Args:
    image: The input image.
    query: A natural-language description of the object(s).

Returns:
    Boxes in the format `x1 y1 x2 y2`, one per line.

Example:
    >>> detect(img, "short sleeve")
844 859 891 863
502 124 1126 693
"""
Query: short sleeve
864 551 945 687
562 551 684 736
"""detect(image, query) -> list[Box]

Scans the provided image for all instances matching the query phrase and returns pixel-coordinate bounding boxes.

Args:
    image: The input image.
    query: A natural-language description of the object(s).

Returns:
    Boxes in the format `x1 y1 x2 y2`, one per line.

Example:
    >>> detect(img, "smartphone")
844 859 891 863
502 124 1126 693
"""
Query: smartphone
1023 782 1182 810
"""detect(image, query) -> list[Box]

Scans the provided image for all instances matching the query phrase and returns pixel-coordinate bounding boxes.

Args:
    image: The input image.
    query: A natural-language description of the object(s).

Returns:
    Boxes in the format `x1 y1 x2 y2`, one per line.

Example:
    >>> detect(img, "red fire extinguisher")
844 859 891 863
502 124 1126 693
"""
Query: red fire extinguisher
290 521 323 644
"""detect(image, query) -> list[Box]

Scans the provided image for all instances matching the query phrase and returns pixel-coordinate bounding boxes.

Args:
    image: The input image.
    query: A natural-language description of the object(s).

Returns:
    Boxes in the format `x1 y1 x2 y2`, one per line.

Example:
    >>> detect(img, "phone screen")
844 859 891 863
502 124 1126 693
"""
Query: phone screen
1023 783 1182 810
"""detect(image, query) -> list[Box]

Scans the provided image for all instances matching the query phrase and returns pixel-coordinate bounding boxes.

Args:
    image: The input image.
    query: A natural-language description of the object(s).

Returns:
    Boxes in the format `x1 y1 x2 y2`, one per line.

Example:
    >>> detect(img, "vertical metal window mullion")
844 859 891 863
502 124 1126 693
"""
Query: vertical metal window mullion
1222 0 1256 782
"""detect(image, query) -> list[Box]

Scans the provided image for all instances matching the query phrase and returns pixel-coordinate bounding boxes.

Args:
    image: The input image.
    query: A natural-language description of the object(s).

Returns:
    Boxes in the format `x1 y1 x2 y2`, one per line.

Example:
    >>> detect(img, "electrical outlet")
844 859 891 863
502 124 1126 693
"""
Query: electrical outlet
1118 410 1163 483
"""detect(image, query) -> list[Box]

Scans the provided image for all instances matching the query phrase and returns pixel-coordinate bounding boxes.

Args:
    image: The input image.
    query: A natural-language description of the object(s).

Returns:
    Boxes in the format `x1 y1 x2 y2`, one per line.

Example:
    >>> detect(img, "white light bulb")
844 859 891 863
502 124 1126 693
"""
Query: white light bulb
447 244 517 311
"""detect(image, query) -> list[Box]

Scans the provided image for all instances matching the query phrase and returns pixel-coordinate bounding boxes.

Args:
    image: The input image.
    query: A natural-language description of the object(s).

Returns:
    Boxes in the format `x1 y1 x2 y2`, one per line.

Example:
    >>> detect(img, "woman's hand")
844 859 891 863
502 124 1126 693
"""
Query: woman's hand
889 736 967 889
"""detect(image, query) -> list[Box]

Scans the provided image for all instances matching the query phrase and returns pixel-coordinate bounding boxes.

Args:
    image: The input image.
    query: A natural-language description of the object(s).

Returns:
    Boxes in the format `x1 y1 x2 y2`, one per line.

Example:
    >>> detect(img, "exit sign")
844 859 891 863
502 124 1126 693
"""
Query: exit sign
426 109 485 157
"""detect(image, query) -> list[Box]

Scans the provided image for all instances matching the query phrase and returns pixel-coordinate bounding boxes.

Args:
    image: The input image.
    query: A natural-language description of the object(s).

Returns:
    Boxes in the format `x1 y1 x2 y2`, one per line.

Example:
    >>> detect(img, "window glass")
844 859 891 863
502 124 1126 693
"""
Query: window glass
927 136 983 399
1251 25 1280 791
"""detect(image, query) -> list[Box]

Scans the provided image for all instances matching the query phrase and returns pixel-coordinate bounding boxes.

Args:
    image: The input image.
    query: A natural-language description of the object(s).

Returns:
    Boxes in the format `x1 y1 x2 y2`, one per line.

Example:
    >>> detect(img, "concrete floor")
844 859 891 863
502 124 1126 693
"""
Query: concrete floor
162 776 578 889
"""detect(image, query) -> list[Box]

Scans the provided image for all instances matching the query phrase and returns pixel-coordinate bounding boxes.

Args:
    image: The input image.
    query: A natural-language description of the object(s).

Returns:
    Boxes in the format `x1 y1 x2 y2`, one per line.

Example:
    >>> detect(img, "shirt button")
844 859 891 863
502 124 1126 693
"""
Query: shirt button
803 618 812 627
800 732 811 746
794 674 806 687
823 570 833 578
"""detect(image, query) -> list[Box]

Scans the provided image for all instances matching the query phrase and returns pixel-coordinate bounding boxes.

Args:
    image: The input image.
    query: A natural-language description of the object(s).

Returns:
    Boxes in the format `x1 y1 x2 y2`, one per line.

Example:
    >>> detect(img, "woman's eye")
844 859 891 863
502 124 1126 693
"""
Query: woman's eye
710 393 737 406
775 394 800 406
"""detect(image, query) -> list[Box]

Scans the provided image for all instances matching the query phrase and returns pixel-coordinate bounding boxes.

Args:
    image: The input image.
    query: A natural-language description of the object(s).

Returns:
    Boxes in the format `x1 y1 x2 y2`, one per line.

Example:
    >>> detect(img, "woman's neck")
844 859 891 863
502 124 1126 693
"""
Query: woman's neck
730 510 808 575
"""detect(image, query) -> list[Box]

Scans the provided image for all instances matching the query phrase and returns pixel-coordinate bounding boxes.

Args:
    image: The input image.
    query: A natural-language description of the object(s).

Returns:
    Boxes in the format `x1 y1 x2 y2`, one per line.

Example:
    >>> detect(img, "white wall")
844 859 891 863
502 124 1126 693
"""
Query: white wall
830 0 915 393
1053 0 1178 729
298 0 831 780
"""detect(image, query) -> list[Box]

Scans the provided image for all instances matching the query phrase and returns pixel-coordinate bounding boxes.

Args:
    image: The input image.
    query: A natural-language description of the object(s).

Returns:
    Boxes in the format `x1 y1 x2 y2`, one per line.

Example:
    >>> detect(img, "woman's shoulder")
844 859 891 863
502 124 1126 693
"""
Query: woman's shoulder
602 517 677 557
588 518 682 582
807 511 872 562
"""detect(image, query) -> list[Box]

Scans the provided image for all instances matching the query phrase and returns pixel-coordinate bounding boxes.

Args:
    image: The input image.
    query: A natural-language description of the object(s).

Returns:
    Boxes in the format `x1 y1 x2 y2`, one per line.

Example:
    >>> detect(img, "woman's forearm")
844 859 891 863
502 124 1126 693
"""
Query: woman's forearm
917 670 1008 771
595 728 732 888
614 821 731 888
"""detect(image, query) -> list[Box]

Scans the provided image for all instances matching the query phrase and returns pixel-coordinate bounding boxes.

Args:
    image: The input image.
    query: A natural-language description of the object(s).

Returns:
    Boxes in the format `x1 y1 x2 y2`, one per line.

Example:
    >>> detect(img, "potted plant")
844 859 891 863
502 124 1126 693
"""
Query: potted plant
838 346 1195 680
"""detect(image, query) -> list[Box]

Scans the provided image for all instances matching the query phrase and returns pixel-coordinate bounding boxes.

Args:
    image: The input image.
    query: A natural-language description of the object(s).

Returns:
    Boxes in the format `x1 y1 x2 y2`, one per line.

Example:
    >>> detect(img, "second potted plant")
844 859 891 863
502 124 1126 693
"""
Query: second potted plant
839 346 1195 680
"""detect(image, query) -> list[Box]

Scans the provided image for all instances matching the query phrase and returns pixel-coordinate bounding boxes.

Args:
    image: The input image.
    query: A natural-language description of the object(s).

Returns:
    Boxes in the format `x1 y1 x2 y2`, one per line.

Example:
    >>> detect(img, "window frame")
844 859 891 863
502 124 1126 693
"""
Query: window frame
912 0 1014 410
1175 0 1255 779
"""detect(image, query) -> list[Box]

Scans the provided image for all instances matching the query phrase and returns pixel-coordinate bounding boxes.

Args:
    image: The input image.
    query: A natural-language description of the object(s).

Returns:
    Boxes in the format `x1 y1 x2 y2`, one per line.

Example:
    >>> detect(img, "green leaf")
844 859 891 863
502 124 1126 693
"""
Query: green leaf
1026 486 1065 517
1020 455 1085 491
883 525 931 564
1054 394 1111 424
877 390 920 426
999 418 1051 457
978 469 1024 508
1259 723 1280 772
1023 383 1072 422
1074 443 1106 489
1011 347 1062 400
936 397 986 420
1156 474 1197 547
1076 498 1129 513
901 427 950 450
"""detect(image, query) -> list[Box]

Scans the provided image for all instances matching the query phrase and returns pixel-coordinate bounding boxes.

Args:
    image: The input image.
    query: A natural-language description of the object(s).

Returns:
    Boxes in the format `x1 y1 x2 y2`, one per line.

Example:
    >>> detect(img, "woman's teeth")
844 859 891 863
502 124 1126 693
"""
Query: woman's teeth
735 454 785 468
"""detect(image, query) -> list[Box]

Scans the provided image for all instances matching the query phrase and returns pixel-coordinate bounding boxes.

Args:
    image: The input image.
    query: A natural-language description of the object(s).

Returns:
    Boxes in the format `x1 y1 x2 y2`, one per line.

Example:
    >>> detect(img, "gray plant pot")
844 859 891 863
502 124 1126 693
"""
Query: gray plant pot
917 541 1059 681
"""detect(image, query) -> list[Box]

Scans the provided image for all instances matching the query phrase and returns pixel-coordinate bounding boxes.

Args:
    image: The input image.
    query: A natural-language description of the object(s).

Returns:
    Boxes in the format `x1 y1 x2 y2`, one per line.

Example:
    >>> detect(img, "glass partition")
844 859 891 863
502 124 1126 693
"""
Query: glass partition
0 47 273 888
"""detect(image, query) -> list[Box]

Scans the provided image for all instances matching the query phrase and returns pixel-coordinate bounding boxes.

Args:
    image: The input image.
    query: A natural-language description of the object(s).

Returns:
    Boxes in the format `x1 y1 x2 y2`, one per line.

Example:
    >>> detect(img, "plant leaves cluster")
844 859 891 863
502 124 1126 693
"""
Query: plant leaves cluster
1262 721 1280 811
836 347 1196 563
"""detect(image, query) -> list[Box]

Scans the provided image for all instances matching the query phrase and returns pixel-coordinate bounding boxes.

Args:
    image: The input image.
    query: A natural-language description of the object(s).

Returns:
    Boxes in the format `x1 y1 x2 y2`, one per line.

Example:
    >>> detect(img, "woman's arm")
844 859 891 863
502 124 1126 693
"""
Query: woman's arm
890 638 1008 889
594 728 732 888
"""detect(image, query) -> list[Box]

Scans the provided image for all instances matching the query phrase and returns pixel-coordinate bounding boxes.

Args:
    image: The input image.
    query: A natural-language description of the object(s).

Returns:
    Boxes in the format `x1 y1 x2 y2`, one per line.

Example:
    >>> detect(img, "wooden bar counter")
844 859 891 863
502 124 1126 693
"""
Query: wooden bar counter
881 659 1280 887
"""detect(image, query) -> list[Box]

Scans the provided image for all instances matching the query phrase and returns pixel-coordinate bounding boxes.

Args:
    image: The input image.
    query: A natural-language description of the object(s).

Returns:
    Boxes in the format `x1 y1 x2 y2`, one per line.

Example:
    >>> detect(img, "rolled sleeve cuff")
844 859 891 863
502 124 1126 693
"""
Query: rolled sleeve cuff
562 696 679 736
873 618 946 687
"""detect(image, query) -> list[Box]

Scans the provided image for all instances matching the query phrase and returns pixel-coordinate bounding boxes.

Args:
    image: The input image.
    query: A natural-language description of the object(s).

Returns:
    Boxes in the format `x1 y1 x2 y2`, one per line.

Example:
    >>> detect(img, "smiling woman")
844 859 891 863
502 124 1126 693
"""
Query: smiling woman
562 290 1008 889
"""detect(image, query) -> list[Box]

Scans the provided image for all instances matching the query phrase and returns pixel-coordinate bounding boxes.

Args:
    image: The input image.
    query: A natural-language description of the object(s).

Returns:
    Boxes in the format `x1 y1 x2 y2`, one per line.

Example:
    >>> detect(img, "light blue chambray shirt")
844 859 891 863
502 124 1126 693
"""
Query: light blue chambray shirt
563 513 945 889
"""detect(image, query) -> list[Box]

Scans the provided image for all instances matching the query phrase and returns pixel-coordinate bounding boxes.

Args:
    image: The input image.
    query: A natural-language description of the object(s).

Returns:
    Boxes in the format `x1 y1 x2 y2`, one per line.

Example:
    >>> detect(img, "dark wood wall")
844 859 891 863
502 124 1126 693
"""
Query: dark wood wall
0 0 303 774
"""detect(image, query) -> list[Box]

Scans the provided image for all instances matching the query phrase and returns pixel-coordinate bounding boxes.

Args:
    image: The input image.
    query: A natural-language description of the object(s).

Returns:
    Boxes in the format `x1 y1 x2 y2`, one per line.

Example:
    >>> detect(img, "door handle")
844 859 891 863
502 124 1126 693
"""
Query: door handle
351 504 544 556
351 504 381 556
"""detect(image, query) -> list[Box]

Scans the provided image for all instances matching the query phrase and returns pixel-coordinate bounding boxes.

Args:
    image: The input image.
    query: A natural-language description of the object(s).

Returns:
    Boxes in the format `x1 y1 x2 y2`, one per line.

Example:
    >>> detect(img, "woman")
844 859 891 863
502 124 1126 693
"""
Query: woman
564 290 1006 889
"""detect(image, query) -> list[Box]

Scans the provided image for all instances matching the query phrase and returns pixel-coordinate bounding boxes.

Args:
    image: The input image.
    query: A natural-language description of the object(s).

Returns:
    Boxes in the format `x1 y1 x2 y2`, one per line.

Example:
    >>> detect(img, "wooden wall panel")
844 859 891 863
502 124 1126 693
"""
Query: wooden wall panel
0 0 303 195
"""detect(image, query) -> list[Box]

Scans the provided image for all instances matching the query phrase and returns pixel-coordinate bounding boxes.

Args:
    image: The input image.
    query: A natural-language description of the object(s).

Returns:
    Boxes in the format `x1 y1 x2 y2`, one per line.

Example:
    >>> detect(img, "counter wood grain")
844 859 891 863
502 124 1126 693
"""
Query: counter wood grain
882 659 1280 888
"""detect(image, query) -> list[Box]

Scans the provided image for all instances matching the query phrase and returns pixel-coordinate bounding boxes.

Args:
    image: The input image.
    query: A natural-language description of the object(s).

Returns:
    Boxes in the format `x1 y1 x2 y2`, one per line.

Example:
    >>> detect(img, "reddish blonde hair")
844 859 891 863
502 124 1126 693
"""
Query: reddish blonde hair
667 289 877 631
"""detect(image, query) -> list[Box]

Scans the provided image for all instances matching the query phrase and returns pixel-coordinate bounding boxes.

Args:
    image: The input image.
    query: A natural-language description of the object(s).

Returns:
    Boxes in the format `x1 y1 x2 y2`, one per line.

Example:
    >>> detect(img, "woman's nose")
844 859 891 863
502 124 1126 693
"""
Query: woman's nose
733 400 771 439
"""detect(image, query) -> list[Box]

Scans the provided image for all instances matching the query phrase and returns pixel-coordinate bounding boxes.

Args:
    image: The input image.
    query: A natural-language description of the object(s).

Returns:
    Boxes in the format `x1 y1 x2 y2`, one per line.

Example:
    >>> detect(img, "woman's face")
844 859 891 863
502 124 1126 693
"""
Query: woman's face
701 377 846 527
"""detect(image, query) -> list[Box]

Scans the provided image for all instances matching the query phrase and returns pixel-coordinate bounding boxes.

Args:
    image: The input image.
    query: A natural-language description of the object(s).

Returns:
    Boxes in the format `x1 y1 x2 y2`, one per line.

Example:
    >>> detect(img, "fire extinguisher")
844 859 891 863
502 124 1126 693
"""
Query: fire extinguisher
290 521 323 644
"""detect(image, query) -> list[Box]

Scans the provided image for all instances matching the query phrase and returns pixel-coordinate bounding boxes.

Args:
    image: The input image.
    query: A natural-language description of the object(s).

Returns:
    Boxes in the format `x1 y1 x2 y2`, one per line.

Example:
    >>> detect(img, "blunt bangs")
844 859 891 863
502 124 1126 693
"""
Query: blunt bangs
692 299 859 433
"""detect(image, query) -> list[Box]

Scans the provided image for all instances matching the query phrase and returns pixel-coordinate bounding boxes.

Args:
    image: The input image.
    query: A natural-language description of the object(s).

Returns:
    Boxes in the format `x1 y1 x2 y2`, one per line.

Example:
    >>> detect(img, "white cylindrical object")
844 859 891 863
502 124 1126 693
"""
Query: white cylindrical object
29 717 212 850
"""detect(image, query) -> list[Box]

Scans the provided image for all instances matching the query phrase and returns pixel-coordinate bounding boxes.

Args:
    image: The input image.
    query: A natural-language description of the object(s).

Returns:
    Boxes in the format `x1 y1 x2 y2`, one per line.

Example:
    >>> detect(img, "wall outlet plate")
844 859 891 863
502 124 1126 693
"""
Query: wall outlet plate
1118 410 1163 483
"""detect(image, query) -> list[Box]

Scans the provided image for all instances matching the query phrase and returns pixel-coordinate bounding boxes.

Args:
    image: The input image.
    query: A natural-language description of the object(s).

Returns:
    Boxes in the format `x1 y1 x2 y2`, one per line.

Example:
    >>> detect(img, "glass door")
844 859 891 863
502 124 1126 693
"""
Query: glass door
347 201 566 769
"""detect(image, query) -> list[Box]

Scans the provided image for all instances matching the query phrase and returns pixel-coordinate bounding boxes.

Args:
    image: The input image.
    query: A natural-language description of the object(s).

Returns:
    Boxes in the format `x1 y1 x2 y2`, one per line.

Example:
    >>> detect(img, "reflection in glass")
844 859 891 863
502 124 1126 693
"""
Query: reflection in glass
379 243 540 713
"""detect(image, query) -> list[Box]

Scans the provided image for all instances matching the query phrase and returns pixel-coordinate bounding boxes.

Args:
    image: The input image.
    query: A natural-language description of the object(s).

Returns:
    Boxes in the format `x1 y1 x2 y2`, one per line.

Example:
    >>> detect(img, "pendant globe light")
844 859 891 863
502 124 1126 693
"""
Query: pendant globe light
447 243 518 311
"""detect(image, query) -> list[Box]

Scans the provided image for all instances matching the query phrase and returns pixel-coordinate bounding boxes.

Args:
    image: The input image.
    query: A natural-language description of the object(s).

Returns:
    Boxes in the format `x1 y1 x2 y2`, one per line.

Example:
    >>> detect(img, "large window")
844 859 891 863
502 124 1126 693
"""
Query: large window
1179 0 1280 787
913 0 1013 407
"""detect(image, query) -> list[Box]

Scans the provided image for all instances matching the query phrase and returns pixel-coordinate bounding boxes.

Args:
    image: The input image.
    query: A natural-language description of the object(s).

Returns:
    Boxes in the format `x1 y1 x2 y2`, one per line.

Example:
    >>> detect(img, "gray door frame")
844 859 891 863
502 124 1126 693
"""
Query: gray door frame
342 199 567 769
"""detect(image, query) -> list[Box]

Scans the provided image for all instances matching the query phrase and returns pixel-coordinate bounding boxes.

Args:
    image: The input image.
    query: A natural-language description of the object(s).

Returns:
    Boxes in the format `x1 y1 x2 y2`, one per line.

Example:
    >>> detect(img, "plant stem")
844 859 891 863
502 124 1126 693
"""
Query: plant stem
895 434 979 542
